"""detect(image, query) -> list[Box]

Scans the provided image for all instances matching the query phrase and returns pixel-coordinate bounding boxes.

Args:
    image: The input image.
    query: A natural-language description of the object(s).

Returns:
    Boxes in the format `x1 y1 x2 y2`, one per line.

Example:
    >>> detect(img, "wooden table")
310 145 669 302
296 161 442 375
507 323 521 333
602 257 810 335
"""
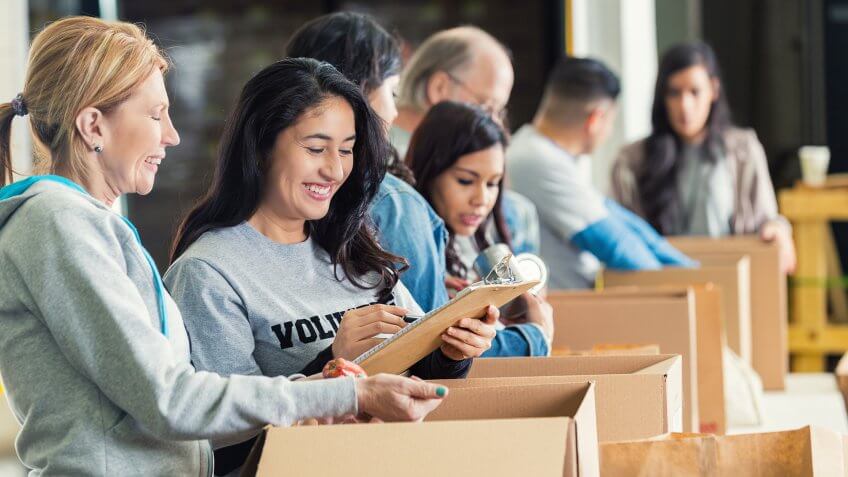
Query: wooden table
780 179 848 371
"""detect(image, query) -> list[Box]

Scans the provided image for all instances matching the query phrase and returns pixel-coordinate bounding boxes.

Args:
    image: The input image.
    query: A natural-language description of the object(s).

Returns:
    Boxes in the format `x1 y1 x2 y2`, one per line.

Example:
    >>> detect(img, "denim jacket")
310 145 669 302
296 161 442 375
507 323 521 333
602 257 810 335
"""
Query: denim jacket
371 175 549 357
503 190 541 255
483 323 550 357
370 173 450 312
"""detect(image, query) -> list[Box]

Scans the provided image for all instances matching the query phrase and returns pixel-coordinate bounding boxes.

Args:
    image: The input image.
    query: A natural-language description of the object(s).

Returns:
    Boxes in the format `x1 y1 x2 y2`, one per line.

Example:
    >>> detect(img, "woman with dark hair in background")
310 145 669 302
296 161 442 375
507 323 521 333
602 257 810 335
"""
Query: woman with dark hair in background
286 11 539 358
165 58 496 475
407 101 554 356
611 42 796 273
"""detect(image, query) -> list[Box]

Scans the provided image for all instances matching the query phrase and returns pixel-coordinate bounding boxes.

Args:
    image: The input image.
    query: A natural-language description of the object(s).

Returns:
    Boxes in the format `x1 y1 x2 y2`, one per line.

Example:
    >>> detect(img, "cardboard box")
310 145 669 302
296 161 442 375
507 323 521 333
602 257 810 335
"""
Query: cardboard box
669 235 788 390
551 344 661 357
242 418 574 477
601 426 847 476
424 380 599 476
588 344 660 355
602 256 751 365
465 354 683 441
546 286 727 434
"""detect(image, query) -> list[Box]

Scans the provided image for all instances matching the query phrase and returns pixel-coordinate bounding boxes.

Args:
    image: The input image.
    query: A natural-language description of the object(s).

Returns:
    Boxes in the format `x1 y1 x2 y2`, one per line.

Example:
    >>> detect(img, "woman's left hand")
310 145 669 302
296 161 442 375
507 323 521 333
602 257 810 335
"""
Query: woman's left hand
760 219 796 274
439 305 498 360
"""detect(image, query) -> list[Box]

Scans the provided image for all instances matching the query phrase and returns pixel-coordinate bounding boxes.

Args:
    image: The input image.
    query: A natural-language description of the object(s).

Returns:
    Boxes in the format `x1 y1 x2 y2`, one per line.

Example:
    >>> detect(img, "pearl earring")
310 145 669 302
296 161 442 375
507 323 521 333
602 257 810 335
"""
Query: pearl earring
94 145 103 153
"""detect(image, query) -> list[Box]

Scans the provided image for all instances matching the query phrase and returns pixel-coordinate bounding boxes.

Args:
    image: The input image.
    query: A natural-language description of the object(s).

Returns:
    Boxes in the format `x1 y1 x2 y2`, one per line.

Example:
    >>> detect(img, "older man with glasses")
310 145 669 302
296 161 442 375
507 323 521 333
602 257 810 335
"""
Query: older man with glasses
391 26 539 256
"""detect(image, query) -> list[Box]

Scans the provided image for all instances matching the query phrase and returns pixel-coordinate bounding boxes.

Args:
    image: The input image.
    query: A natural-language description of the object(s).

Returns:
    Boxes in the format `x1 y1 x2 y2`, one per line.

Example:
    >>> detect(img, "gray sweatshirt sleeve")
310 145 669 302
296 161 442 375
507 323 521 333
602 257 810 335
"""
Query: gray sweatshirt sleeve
164 257 263 377
11 204 357 441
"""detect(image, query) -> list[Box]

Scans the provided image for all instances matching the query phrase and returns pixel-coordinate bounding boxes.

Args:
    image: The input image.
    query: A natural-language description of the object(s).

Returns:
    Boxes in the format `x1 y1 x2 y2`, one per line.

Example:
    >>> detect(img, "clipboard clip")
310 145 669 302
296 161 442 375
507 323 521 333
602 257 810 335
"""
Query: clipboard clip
482 253 519 285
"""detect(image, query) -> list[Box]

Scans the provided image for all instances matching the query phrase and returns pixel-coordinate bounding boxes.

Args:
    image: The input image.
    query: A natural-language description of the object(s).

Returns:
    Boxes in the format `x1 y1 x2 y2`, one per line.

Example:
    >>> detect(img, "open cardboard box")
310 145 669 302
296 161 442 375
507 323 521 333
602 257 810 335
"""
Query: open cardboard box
601 426 847 476
242 381 601 477
602 256 751 366
242 418 575 477
546 286 726 434
669 235 788 390
464 354 683 441
425 380 599 476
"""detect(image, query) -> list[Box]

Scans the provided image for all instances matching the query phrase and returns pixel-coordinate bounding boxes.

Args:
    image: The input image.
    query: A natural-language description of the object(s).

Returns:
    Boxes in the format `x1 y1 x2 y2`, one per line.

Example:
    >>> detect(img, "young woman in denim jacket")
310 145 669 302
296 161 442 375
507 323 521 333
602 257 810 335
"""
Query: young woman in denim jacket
406 101 555 356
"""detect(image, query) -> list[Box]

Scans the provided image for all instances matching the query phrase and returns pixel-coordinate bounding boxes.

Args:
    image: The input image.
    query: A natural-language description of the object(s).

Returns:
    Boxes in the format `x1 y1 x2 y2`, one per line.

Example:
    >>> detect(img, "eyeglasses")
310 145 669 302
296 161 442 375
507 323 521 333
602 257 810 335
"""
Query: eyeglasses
444 72 509 123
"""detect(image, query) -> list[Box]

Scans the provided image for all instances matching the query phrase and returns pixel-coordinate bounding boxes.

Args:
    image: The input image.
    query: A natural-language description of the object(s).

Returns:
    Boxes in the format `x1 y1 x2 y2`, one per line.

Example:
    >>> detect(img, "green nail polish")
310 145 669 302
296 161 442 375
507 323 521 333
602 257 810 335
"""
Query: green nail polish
436 386 447 397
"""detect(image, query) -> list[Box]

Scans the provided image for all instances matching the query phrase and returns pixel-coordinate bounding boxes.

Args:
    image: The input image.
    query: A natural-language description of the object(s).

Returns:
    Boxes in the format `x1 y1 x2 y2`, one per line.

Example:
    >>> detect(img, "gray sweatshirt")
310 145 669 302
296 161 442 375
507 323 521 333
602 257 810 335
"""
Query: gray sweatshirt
165 222 471 474
164 223 425 379
0 180 357 476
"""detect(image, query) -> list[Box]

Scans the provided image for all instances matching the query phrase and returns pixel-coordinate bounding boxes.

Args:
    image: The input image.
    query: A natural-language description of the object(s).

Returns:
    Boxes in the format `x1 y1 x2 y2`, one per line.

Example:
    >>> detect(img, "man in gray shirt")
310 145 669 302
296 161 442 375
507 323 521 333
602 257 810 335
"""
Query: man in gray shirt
507 57 694 289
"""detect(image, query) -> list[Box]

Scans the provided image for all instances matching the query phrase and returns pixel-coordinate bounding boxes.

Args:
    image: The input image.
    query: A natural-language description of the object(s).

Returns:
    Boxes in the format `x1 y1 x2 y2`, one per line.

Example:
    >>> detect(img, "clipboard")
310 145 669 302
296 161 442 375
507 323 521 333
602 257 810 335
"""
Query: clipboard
354 278 540 375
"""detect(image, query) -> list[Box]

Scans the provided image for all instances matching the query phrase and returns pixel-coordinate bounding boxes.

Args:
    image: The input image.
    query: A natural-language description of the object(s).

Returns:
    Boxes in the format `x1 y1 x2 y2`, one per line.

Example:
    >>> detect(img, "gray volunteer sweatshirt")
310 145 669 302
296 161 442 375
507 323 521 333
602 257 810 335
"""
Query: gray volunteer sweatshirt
165 223 471 474
165 222 432 379
165 222 471 381
0 181 357 476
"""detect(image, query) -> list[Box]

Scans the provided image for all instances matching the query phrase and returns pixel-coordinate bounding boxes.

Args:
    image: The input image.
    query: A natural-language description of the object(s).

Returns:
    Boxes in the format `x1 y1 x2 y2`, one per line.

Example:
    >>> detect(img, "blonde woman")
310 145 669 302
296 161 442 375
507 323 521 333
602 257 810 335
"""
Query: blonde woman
0 17 445 476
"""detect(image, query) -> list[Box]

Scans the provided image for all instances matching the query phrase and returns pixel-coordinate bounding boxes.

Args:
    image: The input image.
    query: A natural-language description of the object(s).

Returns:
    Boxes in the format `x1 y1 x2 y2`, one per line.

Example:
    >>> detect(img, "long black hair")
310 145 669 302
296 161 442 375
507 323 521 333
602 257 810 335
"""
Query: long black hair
171 57 403 297
285 11 415 184
638 42 733 234
405 101 510 278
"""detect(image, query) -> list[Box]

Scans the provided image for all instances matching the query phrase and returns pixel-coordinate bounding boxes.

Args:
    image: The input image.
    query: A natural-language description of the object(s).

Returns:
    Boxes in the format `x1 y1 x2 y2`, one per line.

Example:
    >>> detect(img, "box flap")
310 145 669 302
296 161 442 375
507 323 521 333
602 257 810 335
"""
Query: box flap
468 354 679 378
632 355 684 434
425 381 599 477
426 381 592 421
434 371 675 443
571 382 600 477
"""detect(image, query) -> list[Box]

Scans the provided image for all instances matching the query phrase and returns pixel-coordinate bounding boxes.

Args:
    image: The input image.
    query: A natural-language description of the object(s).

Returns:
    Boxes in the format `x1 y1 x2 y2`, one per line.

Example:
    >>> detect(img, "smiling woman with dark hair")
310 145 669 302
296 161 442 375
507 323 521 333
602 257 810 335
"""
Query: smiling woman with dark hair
165 58 496 475
285 11 446 311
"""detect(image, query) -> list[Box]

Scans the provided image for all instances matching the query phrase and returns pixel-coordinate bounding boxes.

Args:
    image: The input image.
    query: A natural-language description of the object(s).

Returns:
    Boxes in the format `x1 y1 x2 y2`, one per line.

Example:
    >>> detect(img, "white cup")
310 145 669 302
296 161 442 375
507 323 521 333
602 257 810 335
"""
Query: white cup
799 145 830 187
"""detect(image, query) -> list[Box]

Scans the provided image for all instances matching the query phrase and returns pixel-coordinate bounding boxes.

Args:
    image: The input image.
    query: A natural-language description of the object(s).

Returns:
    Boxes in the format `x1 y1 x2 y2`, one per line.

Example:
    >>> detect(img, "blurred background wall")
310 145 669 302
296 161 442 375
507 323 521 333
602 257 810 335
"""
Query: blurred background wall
5 0 840 272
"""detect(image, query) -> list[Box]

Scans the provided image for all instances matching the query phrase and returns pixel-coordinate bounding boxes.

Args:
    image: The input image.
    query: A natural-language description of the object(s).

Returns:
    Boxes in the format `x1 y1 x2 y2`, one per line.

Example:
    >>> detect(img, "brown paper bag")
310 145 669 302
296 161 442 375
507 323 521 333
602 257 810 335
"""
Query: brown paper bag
601 426 846 476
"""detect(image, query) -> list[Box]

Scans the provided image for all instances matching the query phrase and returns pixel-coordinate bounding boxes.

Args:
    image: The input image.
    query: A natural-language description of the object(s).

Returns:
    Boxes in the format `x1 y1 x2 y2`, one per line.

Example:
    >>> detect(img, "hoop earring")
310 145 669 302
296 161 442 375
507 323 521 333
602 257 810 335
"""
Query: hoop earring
93 145 103 153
